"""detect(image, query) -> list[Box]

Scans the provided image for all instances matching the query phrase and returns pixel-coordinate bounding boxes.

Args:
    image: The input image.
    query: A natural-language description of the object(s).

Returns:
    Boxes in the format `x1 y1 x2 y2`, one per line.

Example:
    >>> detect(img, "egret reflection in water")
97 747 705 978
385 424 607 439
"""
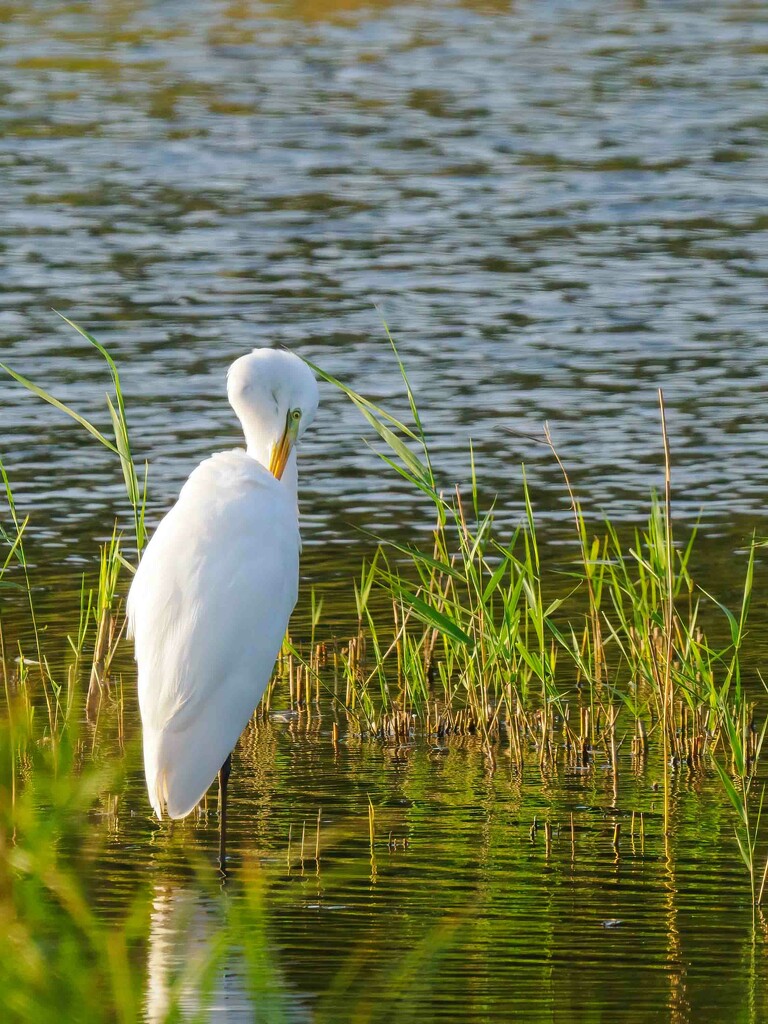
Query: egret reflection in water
146 884 307 1024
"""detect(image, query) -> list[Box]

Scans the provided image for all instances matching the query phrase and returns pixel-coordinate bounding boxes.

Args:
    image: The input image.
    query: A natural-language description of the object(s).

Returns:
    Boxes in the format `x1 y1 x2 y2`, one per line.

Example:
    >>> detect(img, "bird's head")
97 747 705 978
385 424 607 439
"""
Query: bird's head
227 348 319 482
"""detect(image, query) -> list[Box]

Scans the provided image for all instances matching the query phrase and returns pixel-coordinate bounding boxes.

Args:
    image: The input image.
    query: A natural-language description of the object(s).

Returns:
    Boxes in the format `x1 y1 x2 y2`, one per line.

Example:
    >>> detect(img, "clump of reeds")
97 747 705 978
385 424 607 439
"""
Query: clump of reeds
307 332 768 904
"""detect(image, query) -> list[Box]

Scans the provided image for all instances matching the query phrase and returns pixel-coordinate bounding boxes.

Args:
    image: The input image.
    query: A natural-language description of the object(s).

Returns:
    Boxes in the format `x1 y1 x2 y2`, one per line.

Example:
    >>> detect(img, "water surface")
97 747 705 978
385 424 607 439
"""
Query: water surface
2 0 768 553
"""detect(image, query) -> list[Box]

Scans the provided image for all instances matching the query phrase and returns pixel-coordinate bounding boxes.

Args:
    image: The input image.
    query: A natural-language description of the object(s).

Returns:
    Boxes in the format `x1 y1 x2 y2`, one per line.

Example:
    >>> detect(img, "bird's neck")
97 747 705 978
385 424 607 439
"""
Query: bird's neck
246 439 299 499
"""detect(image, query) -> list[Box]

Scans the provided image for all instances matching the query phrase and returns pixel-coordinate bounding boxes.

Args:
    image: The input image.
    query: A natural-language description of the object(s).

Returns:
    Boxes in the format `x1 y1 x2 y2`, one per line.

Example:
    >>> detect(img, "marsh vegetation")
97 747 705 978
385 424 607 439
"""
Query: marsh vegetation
2 325 768 1022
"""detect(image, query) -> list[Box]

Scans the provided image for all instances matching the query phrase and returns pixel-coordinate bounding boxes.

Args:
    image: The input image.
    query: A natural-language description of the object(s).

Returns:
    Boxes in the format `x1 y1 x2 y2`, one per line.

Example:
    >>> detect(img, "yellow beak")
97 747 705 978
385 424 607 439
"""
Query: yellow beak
268 414 300 480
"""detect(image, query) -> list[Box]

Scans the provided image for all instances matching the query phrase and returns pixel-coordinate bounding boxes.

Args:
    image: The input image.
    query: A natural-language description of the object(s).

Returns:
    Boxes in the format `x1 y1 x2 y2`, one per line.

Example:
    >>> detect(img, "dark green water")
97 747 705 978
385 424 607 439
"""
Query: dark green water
2 0 768 1020
90 714 767 1023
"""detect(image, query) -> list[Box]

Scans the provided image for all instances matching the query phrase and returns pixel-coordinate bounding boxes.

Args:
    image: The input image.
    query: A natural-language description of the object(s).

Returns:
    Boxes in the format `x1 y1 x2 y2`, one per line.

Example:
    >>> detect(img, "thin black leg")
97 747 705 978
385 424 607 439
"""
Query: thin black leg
218 752 232 876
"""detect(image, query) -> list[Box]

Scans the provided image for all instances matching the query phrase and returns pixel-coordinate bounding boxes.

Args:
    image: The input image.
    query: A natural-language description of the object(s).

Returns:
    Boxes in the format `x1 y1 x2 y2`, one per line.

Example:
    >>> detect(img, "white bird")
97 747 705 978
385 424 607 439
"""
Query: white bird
127 348 319 866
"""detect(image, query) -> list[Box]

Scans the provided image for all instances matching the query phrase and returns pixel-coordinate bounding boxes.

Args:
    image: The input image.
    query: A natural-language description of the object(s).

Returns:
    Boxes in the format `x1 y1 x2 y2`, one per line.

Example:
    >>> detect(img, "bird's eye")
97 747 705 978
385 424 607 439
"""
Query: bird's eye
291 409 301 422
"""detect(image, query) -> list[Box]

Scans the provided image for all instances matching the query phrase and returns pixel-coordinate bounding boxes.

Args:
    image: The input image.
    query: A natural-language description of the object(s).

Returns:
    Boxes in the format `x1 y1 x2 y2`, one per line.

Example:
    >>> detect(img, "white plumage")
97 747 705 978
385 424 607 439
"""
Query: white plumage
127 348 319 821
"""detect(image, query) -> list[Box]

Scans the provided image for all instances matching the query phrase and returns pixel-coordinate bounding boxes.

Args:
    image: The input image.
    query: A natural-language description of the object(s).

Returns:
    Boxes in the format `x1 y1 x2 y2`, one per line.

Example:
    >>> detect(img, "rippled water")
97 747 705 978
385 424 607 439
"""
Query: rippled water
3 0 768 1020
2 0 768 553
87 715 767 1024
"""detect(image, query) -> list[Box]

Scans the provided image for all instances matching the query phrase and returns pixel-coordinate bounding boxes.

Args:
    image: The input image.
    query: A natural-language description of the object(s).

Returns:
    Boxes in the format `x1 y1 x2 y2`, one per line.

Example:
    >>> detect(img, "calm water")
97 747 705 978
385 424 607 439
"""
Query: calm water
91 714 768 1024
2 0 768 1020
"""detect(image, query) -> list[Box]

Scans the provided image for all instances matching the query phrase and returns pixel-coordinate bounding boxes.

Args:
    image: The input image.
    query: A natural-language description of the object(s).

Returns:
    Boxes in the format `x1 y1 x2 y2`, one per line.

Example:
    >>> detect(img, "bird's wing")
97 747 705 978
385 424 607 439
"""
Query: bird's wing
127 449 300 818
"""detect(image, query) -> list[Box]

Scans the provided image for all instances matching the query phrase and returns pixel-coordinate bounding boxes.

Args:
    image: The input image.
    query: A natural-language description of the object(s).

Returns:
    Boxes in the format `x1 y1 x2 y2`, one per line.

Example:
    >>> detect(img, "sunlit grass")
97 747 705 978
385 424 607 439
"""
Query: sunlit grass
2 320 768 1019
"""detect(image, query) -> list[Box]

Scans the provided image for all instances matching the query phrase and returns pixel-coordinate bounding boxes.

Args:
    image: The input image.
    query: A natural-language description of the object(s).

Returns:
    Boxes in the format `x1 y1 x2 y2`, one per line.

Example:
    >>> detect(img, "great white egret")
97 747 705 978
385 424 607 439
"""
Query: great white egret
127 348 319 868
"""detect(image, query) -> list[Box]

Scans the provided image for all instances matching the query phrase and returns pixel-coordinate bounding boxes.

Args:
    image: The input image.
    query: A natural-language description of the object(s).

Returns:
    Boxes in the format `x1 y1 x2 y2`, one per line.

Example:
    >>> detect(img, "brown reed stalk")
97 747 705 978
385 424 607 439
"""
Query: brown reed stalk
368 796 375 851
659 388 674 838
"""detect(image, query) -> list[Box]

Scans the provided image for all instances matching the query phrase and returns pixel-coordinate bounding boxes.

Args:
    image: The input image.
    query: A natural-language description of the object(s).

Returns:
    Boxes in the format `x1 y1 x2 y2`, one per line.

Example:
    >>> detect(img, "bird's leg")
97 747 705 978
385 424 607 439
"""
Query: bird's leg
218 752 232 876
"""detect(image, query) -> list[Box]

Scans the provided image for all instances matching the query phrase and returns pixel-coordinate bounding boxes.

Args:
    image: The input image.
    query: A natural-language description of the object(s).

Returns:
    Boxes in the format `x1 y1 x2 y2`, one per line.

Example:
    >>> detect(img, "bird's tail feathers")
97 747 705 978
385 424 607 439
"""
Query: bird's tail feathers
143 727 168 819
143 724 219 820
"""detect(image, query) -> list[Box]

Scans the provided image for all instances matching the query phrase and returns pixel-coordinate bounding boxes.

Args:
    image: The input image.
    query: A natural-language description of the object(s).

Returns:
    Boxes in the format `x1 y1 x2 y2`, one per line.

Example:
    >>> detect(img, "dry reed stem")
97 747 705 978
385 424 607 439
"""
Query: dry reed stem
658 388 674 838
